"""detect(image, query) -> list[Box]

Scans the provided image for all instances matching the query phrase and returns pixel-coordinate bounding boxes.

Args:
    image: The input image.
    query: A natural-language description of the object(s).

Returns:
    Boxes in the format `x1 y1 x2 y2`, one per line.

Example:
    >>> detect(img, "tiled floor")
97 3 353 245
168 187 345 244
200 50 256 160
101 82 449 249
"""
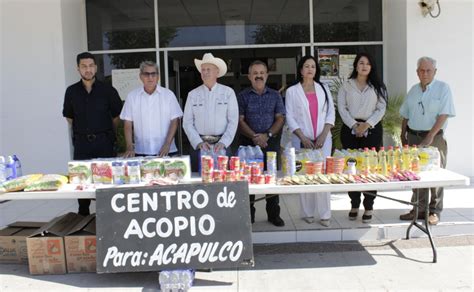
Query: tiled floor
1 186 473 244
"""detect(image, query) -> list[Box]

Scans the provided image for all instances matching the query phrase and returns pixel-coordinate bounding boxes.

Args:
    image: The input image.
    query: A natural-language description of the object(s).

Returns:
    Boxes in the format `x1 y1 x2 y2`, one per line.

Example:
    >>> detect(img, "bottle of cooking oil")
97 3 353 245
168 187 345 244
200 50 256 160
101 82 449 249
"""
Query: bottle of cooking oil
402 145 411 171
369 147 378 174
411 145 420 173
386 146 395 172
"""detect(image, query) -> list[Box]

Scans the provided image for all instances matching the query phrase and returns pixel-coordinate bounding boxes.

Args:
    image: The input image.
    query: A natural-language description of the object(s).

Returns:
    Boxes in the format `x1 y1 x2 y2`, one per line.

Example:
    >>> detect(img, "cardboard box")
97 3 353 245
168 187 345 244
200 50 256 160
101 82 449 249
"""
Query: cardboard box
0 222 45 264
64 214 97 273
26 213 84 275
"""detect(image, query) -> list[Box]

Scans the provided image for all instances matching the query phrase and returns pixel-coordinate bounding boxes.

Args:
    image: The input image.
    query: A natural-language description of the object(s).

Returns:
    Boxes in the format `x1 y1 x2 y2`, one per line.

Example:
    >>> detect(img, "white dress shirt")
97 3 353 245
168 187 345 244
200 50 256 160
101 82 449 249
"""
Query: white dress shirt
337 79 386 128
120 86 183 155
183 83 239 149
285 82 336 150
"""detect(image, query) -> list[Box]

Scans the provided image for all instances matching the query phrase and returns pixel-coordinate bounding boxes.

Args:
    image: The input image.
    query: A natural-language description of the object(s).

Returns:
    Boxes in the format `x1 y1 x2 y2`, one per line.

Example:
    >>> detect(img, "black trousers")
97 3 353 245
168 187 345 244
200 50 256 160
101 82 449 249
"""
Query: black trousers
240 135 281 221
73 132 115 215
340 122 383 210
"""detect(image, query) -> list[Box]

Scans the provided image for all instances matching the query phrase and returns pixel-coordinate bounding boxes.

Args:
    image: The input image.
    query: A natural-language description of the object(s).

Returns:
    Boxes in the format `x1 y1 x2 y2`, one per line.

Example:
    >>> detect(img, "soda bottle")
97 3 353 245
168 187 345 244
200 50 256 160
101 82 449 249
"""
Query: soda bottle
402 145 411 171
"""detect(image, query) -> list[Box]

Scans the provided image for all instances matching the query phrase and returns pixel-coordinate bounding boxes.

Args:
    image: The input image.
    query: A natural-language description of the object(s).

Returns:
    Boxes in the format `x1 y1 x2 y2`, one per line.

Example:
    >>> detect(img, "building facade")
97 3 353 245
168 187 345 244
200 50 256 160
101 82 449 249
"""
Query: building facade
1 0 473 178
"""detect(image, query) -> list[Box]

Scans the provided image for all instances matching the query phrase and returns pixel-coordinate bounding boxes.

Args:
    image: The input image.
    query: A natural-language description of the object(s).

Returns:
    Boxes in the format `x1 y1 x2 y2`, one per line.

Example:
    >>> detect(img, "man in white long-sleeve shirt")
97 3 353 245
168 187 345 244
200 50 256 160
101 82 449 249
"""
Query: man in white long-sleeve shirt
183 53 239 171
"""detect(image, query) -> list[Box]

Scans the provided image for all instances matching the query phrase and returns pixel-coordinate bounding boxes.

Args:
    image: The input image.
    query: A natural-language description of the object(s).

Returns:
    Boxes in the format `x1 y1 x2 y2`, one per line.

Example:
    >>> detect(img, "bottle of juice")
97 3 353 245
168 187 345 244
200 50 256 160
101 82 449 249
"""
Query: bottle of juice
369 147 378 173
377 147 386 174
361 147 370 175
402 145 411 171
411 145 420 173
386 146 395 172
380 151 388 176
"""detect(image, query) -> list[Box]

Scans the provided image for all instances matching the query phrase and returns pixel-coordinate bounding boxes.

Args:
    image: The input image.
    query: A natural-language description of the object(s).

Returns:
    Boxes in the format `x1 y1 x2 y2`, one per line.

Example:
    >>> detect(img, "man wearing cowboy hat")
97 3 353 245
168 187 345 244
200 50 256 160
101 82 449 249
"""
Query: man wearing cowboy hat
183 53 239 171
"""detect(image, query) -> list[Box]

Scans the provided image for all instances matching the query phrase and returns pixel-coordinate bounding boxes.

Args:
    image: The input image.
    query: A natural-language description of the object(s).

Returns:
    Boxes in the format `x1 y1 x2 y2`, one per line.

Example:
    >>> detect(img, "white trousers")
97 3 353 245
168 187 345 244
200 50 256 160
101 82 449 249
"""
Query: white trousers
299 192 331 220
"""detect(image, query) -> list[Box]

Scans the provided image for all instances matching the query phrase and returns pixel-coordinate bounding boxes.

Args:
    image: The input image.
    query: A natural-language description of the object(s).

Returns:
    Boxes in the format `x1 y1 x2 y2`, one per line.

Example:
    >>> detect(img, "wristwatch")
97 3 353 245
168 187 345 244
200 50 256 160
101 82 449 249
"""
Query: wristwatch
267 131 273 138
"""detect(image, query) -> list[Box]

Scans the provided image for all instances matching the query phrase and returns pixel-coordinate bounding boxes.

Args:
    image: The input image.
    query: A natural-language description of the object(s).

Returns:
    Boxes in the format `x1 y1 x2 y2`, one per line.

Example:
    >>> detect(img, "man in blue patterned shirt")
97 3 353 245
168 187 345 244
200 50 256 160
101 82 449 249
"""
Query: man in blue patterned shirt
238 60 286 227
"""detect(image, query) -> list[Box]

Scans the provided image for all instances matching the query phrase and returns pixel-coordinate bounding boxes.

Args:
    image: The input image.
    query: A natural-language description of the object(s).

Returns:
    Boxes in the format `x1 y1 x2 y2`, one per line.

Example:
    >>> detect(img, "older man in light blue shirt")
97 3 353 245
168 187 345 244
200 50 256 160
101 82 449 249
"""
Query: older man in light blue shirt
399 56 456 225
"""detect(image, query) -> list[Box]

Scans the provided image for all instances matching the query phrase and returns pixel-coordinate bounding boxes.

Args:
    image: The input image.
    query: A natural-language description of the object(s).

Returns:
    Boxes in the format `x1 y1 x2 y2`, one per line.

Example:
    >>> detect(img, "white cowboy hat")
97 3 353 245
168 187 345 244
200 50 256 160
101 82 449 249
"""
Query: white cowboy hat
194 53 227 77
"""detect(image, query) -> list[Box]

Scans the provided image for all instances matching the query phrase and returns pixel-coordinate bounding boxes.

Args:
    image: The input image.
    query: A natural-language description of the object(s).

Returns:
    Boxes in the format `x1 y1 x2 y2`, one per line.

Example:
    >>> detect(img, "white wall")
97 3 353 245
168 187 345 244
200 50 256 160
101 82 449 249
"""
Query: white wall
405 0 474 177
1 0 86 174
386 0 474 177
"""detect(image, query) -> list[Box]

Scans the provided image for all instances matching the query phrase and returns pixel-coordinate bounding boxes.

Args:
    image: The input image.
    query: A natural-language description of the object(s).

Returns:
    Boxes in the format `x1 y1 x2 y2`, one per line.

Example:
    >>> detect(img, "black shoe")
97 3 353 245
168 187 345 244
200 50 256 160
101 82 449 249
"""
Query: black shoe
268 216 285 227
78 208 90 216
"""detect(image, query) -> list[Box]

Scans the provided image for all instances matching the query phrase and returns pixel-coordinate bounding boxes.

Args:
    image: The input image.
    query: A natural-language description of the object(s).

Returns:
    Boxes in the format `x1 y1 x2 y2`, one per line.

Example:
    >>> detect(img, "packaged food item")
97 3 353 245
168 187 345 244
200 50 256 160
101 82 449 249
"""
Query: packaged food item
125 160 141 184
264 173 276 184
24 174 68 191
1 174 43 192
282 147 296 176
111 161 126 185
266 152 277 175
212 170 224 182
162 159 189 179
140 158 164 183
224 170 236 182
91 161 113 184
201 171 213 183
68 161 92 184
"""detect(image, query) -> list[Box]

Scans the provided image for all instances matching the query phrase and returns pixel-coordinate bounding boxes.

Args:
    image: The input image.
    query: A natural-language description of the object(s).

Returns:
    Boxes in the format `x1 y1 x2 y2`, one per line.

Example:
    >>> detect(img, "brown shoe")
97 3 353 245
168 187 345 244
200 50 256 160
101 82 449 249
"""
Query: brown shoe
399 210 426 221
428 213 439 225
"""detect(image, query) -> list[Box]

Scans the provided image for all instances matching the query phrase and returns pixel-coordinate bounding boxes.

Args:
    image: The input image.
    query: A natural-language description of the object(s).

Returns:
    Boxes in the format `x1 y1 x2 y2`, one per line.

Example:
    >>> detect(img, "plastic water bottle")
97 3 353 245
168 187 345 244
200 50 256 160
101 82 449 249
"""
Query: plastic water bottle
254 146 264 172
245 146 255 164
238 146 247 170
5 156 16 180
0 156 6 183
13 155 22 177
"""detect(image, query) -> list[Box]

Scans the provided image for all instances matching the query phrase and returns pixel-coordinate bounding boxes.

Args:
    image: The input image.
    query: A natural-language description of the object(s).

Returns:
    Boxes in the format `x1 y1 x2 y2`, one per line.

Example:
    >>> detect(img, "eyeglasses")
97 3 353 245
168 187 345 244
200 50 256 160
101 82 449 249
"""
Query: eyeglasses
141 72 158 78
418 101 425 115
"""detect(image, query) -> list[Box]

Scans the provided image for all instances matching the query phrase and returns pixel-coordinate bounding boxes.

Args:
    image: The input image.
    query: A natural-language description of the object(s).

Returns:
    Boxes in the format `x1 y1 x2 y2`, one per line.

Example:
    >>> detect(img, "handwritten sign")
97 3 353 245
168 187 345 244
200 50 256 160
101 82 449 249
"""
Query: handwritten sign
111 68 141 100
95 182 253 273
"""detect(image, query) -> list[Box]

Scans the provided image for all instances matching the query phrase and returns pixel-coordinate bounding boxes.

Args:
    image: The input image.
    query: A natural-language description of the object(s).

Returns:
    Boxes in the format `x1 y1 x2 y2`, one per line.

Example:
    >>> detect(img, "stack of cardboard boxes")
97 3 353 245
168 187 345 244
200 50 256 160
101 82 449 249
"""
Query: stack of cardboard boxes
0 212 97 275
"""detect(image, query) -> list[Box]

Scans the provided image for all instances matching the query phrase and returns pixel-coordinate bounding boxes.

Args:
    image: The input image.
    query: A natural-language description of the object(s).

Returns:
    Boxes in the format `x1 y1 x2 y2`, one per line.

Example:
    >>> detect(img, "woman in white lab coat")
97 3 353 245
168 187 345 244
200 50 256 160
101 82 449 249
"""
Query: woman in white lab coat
285 55 335 227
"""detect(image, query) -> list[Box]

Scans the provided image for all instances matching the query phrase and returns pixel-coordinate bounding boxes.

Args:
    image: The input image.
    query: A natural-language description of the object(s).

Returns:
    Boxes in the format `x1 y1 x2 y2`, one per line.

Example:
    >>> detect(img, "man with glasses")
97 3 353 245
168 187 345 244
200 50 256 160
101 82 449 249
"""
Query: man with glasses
120 61 183 157
63 52 123 215
183 53 239 171
399 56 456 225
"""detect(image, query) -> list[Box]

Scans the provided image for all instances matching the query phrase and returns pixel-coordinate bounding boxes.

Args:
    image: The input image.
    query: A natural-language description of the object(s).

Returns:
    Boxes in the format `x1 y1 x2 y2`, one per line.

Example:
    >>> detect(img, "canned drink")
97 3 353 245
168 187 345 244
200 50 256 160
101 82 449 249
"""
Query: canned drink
201 171 213 183
266 151 277 175
264 173 275 184
212 170 224 182
201 155 214 174
229 156 240 171
225 170 236 182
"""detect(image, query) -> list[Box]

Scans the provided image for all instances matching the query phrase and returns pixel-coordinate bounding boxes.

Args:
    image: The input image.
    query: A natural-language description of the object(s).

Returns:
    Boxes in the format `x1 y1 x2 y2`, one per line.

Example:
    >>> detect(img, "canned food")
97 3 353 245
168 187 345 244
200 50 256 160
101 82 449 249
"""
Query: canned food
217 156 229 171
201 171 213 183
229 156 240 171
243 165 252 176
264 173 275 184
304 161 317 175
254 174 265 184
201 155 214 174
250 163 261 177
212 170 224 182
225 170 236 182
240 174 251 183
